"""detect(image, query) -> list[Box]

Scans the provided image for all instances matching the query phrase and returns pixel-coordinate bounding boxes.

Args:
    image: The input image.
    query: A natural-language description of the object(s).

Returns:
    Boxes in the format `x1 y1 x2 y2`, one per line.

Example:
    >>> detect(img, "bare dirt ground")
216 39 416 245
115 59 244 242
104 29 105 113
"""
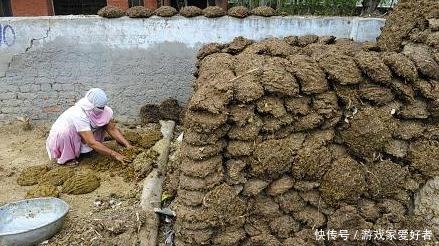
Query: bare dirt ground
0 121 137 205
0 122 53 205
0 122 143 245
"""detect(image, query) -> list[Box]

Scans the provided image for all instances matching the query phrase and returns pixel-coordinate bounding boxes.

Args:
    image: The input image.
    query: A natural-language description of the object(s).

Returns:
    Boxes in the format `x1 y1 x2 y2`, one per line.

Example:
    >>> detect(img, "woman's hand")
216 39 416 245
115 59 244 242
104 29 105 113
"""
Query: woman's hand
113 152 129 164
79 131 128 162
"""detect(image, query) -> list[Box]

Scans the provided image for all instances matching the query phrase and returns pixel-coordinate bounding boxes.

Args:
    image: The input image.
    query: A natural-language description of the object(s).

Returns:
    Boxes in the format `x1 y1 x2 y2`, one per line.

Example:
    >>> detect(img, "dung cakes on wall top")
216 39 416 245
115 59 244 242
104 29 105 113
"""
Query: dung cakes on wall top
97 5 279 19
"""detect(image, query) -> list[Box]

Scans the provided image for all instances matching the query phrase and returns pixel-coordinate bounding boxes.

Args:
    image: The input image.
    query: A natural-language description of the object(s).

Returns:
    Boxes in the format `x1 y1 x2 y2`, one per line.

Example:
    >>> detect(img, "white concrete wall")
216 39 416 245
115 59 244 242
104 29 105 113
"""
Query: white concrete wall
0 15 385 122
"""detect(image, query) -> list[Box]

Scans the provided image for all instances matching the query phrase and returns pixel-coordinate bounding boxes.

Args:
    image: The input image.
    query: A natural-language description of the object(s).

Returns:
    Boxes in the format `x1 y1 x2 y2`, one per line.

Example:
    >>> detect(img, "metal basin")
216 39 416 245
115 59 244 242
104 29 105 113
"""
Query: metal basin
0 198 69 246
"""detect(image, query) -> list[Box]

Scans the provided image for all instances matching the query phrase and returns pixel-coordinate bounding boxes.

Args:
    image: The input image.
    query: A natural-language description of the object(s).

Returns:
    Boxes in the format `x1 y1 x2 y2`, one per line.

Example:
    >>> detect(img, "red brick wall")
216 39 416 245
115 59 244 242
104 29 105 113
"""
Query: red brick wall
11 0 54 16
107 0 129 10
10 0 227 16
145 0 158 10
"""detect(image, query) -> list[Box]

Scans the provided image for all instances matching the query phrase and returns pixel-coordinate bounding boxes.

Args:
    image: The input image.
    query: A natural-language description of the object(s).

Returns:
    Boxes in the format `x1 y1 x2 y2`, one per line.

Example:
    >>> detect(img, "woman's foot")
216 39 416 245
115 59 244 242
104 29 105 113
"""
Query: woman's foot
64 159 79 166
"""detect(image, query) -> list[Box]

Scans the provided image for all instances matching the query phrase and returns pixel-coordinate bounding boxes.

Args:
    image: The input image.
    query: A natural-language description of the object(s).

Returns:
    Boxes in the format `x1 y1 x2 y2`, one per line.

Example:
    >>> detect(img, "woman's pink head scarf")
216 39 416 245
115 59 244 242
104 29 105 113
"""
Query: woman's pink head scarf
76 88 113 128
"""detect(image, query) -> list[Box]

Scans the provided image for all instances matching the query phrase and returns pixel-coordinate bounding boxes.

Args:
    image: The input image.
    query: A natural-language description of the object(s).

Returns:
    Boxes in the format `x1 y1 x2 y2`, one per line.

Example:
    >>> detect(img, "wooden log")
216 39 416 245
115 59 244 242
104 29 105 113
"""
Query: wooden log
139 120 175 246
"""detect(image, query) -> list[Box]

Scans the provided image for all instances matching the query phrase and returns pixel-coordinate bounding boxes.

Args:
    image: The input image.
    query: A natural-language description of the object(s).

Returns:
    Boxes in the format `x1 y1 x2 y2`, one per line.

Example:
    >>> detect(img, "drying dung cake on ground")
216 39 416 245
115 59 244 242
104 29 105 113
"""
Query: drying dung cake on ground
14 126 162 199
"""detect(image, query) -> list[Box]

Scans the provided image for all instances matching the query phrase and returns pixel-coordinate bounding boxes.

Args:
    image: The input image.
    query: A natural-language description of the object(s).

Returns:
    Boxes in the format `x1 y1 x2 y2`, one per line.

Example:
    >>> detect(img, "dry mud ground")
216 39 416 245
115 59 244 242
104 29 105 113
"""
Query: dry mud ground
0 122 142 245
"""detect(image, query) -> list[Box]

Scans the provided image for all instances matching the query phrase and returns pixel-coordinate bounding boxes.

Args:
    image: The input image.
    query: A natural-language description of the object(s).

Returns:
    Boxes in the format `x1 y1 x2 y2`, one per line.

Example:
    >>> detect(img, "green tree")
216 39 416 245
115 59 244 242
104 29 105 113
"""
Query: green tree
361 0 382 16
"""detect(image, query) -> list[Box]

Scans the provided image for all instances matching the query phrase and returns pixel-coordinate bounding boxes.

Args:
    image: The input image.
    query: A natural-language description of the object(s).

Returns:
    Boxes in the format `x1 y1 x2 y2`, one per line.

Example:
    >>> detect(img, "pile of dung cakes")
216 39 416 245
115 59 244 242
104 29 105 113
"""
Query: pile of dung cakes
377 0 439 53
170 3 439 246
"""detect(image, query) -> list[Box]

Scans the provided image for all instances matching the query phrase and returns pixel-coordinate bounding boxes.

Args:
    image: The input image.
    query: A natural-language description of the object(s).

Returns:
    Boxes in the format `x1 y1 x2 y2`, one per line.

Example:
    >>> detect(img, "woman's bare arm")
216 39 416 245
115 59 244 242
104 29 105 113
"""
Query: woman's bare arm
105 121 132 148
78 131 127 163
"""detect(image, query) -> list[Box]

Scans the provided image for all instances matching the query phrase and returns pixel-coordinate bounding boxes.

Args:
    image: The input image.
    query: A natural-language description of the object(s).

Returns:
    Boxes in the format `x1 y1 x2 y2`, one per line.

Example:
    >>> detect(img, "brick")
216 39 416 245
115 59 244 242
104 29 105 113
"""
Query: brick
107 0 129 10
11 0 54 16
52 83 72 91
17 92 38 100
19 78 35 85
0 92 16 100
52 83 62 91
0 113 8 121
19 84 40 93
43 105 61 113
40 98 58 106
2 99 21 107
35 77 55 85
0 84 18 93
1 106 18 114
37 91 58 100
145 0 158 10
40 83 52 91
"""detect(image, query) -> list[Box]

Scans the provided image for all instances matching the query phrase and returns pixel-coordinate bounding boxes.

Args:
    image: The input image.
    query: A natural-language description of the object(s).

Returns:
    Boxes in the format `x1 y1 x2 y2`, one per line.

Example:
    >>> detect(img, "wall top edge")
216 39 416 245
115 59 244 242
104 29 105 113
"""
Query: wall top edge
0 15 385 22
